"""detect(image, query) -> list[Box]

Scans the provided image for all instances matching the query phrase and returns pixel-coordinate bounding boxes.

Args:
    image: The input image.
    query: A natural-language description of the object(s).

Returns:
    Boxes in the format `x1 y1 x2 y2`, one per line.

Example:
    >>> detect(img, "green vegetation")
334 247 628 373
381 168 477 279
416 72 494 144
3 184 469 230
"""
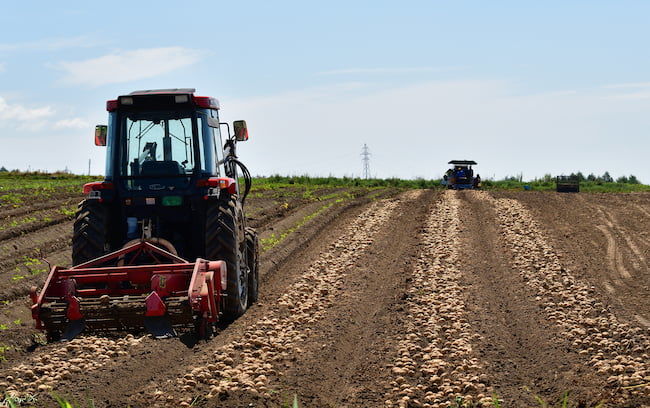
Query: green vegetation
0 171 94 207
483 178 650 192
52 394 75 408
261 200 340 251
0 216 37 232
59 206 77 217
0 171 94 191
0 171 647 200
252 175 440 190
479 171 649 192
255 174 650 193
0 394 37 408
483 179 650 192
0 344 11 361
279 394 300 408
523 388 604 408
10 255 49 282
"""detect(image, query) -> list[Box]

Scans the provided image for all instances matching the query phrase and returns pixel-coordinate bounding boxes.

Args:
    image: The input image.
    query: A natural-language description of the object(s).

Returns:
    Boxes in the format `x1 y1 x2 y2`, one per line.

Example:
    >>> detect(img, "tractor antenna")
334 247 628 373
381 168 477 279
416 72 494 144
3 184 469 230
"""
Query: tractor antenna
361 144 371 179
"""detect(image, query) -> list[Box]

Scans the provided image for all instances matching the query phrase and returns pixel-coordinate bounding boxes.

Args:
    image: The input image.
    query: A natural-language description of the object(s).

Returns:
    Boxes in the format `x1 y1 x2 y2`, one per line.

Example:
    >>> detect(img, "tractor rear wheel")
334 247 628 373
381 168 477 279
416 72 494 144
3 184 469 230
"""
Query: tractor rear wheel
245 227 259 305
72 200 110 266
205 198 248 321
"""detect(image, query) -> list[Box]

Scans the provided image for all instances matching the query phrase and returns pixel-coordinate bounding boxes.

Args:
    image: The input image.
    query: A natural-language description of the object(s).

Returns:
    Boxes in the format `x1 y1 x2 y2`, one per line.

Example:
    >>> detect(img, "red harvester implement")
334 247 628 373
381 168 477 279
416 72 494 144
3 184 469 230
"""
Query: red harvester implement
30 241 226 341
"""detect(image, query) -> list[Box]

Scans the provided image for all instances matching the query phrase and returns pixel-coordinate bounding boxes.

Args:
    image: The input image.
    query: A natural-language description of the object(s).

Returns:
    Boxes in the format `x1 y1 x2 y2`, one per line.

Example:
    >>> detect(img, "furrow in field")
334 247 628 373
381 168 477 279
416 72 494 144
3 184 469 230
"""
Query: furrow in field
0 222 72 302
0 195 79 221
146 196 402 406
0 210 75 243
481 192 650 405
384 190 492 408
267 190 430 408
245 187 351 229
0 191 393 405
459 191 608 404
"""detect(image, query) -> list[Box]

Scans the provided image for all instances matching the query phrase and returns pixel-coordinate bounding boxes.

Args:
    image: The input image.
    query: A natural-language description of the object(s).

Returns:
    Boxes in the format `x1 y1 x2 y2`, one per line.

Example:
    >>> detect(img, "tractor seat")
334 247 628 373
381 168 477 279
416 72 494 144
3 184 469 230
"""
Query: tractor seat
140 160 185 176
136 160 188 190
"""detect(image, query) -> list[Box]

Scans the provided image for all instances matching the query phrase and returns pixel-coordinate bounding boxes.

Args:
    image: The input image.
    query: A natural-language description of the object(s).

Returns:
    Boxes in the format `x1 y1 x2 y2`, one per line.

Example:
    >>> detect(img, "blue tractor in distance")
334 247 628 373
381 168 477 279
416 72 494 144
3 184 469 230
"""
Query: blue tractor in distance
443 160 480 190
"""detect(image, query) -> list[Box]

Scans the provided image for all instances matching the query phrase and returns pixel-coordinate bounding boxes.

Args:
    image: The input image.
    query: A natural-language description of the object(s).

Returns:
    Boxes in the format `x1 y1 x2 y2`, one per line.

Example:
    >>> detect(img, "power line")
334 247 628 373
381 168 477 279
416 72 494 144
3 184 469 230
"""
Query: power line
361 144 371 179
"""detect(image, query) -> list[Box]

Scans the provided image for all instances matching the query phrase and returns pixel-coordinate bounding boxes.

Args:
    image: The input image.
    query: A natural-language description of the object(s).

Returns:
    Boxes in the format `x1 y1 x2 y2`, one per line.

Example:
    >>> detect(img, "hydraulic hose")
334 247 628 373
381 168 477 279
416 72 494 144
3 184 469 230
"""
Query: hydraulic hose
230 158 252 205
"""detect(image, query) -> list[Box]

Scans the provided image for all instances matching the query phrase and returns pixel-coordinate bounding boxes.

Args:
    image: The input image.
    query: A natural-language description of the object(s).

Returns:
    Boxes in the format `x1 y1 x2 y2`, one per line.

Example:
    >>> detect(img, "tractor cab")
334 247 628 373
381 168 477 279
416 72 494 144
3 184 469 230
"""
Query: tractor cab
444 160 479 190
85 89 252 261
95 89 247 196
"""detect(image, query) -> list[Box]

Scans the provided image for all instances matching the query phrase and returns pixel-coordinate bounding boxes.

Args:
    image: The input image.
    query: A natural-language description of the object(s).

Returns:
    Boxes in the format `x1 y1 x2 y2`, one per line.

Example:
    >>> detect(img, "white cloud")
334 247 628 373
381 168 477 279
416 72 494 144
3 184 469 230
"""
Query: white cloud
602 81 650 89
54 117 90 129
317 66 460 75
605 91 650 100
0 62 5 73
0 96 54 122
0 35 106 53
599 82 650 99
54 47 204 86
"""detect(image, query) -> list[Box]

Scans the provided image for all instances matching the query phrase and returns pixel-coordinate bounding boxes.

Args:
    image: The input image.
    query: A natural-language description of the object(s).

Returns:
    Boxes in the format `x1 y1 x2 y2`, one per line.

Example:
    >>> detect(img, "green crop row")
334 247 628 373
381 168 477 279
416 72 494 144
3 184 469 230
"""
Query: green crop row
1 171 649 196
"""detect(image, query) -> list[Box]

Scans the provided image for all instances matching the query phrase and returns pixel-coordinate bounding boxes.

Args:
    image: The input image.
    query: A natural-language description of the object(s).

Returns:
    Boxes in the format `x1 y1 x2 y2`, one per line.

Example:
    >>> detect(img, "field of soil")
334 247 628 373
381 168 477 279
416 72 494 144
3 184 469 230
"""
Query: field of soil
0 187 648 407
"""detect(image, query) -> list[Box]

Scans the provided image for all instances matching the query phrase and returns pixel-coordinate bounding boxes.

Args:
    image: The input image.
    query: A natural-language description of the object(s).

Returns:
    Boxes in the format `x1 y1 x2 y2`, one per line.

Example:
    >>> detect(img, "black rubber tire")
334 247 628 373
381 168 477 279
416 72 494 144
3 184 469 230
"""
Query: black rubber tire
245 227 259 305
205 199 248 320
72 200 110 266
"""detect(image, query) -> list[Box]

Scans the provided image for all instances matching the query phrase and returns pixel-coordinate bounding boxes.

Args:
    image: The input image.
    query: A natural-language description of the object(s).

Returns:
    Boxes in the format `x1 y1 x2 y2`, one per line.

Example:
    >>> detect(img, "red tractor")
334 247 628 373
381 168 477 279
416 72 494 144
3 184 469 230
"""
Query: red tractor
30 89 259 341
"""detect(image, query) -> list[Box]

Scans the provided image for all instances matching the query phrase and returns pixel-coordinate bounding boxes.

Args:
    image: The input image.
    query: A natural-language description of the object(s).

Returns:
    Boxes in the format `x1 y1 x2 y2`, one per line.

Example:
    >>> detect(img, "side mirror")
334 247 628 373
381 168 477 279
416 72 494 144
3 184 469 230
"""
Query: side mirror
233 120 248 142
95 125 107 146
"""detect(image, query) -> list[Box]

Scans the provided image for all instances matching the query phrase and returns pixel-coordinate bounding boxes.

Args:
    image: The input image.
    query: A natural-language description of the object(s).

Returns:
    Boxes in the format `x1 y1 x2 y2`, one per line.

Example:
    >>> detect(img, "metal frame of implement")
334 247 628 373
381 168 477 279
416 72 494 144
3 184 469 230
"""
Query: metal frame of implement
29 241 227 339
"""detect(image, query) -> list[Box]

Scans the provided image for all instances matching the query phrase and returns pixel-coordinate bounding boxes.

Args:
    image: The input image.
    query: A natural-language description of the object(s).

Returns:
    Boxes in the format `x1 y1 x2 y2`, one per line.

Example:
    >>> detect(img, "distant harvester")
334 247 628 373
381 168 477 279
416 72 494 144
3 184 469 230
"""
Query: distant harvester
443 160 480 190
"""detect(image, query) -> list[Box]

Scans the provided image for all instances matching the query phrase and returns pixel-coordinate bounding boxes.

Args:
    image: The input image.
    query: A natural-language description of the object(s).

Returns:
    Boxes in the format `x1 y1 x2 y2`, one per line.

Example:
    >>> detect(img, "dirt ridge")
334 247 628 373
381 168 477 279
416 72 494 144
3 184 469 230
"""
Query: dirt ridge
482 192 650 406
150 195 403 406
383 190 492 408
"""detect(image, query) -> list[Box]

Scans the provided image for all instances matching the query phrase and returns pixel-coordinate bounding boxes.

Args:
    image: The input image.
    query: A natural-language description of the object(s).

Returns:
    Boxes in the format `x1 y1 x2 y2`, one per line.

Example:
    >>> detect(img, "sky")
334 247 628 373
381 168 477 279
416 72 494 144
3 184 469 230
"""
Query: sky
1 1 650 181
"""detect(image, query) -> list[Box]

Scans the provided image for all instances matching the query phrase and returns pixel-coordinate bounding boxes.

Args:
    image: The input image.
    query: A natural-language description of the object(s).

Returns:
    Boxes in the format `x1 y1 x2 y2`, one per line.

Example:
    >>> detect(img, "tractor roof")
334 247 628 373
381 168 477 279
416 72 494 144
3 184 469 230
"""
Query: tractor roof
448 160 477 165
108 89 219 111
128 88 196 96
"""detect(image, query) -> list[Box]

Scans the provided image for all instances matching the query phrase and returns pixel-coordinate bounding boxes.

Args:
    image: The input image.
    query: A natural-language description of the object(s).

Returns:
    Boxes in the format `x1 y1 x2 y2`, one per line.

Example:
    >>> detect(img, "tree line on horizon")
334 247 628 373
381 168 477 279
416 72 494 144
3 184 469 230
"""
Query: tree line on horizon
506 171 642 185
566 171 640 184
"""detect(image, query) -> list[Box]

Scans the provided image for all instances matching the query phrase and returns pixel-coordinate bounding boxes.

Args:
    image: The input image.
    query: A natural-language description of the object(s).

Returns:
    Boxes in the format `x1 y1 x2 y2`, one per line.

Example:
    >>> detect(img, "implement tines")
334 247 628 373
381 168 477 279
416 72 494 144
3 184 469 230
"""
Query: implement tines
31 241 224 340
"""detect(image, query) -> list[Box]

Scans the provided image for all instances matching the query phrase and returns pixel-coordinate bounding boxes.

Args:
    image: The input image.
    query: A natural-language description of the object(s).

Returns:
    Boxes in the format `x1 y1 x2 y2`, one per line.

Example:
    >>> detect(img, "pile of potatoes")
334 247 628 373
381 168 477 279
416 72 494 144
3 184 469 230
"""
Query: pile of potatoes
384 192 493 408
153 198 404 406
489 195 649 402
4 334 144 396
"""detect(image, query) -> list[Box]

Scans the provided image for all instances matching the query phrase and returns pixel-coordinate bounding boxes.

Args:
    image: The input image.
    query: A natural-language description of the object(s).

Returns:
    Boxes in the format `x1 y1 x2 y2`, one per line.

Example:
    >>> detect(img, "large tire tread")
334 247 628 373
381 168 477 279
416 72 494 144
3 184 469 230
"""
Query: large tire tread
205 199 247 321
245 227 259 305
72 201 110 266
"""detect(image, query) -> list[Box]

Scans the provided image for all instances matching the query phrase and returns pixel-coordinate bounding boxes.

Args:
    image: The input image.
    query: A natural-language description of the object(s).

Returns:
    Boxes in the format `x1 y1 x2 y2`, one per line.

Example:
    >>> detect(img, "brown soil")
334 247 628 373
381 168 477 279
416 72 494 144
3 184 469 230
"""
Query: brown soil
457 192 606 405
0 189 648 407
273 190 434 408
0 188 385 363
45 192 401 407
0 194 78 221
493 191 650 328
